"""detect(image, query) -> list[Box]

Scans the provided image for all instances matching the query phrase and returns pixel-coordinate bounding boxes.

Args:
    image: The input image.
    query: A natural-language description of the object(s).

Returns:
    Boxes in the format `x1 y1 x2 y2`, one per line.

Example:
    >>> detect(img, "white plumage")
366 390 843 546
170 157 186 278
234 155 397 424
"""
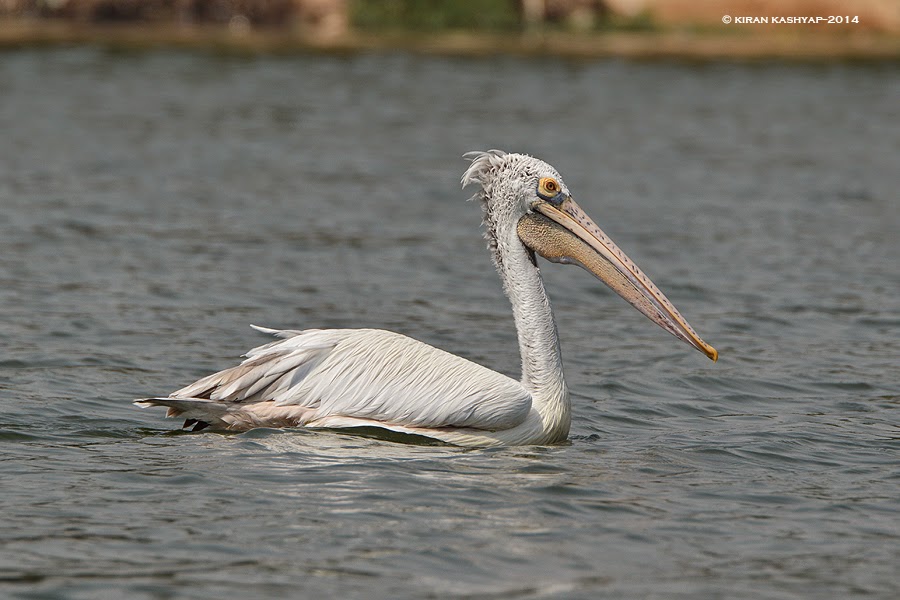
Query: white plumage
143 326 545 446
137 150 717 446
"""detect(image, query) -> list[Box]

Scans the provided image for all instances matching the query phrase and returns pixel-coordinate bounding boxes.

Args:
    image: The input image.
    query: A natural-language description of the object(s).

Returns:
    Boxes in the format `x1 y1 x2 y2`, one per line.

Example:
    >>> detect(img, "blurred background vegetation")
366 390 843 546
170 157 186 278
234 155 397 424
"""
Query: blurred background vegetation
352 0 522 31
3 0 898 32
0 1 898 57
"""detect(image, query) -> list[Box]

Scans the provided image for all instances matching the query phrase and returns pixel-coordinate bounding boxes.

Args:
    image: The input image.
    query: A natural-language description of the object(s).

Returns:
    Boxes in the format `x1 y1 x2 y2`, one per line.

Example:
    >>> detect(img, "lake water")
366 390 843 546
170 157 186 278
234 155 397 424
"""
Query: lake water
1 48 898 599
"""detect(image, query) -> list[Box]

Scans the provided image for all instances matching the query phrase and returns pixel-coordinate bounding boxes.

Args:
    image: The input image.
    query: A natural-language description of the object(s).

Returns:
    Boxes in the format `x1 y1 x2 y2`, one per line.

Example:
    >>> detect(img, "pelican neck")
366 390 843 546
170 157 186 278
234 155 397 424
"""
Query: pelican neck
495 235 571 436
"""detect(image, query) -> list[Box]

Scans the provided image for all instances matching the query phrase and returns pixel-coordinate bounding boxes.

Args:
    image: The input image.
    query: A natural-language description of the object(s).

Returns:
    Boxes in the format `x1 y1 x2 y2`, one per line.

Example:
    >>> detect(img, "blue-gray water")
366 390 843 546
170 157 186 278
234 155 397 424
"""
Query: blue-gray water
1 48 898 599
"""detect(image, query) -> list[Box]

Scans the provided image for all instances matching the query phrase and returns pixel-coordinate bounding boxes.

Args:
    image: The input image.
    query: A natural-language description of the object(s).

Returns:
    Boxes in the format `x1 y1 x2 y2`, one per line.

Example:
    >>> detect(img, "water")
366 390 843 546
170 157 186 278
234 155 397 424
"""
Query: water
1 48 898 598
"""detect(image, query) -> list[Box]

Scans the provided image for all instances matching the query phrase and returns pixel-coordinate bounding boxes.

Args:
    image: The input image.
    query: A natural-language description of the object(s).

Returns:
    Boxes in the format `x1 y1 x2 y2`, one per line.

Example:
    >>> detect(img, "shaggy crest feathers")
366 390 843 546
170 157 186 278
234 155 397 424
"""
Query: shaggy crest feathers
461 150 568 271
462 150 508 264
461 150 568 212
461 149 508 197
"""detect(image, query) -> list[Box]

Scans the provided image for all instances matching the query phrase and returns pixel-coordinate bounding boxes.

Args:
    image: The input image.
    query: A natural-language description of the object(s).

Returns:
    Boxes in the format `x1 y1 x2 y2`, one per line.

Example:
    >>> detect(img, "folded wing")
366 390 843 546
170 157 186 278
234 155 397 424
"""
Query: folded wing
137 327 531 433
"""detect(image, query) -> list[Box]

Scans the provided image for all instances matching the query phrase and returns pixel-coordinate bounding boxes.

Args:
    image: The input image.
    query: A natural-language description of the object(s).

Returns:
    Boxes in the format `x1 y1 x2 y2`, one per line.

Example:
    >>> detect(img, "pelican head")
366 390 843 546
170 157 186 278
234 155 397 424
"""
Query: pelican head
462 150 717 361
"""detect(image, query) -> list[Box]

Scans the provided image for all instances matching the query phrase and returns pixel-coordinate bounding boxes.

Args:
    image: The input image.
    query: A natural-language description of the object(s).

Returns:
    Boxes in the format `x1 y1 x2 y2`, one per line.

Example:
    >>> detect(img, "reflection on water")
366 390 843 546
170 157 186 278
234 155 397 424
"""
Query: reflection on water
1 49 898 598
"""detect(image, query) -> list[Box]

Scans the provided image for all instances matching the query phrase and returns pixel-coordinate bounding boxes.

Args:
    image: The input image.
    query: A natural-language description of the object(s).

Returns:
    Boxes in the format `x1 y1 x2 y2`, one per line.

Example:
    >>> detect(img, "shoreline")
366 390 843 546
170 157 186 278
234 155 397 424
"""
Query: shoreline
1 20 899 61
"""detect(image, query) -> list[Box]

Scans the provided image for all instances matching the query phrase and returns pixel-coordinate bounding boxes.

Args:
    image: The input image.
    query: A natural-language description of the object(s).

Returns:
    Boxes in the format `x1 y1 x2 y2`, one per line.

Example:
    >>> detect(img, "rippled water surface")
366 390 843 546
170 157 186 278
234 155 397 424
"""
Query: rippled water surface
1 49 898 599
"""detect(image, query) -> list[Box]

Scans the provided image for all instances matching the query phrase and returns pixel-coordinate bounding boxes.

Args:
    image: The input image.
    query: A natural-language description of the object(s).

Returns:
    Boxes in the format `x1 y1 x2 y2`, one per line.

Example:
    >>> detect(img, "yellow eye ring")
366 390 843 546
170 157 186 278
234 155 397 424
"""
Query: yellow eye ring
538 177 560 199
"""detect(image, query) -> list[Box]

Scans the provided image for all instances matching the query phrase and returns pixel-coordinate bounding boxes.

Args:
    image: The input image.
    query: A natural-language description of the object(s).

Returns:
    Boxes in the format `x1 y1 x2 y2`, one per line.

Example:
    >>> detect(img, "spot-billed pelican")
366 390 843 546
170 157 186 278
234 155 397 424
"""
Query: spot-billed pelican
137 151 717 446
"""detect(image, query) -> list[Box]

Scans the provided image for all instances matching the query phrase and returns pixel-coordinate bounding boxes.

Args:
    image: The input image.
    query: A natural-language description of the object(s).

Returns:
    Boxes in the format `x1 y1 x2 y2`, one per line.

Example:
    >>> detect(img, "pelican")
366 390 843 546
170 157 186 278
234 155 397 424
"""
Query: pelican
137 151 717 446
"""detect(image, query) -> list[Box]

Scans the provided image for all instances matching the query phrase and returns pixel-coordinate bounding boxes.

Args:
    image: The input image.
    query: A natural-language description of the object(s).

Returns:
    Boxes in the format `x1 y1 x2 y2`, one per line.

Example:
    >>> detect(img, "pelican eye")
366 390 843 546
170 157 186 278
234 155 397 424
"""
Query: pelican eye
537 177 562 202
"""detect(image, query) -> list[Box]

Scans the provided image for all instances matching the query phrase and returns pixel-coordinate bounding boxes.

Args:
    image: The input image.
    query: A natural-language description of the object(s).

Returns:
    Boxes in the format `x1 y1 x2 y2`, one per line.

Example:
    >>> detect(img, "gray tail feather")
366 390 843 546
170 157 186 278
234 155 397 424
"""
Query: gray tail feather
134 398 230 430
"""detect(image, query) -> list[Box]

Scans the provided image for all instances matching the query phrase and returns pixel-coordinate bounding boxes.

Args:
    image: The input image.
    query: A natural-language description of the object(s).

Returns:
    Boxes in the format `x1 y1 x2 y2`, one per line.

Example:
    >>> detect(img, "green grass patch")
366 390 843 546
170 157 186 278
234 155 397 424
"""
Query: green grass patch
351 0 521 31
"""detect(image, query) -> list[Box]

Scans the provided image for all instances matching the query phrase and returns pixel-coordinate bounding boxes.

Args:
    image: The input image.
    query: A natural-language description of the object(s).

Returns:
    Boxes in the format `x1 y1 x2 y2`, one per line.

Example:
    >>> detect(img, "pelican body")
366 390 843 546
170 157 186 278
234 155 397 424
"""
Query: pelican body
137 151 717 446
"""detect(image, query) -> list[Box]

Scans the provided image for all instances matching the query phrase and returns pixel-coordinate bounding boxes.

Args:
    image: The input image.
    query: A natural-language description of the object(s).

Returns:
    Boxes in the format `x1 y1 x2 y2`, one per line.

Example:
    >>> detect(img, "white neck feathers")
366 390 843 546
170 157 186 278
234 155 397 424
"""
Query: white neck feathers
495 226 571 439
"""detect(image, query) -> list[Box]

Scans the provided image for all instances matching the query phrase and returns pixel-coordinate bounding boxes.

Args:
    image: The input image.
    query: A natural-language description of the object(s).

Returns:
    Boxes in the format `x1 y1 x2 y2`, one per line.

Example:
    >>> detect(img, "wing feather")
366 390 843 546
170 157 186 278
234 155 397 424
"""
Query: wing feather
156 327 531 431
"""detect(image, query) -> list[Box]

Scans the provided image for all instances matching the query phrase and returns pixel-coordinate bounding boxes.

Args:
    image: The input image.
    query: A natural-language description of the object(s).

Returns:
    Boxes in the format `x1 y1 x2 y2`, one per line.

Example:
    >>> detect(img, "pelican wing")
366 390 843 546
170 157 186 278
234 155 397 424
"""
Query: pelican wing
138 327 531 432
